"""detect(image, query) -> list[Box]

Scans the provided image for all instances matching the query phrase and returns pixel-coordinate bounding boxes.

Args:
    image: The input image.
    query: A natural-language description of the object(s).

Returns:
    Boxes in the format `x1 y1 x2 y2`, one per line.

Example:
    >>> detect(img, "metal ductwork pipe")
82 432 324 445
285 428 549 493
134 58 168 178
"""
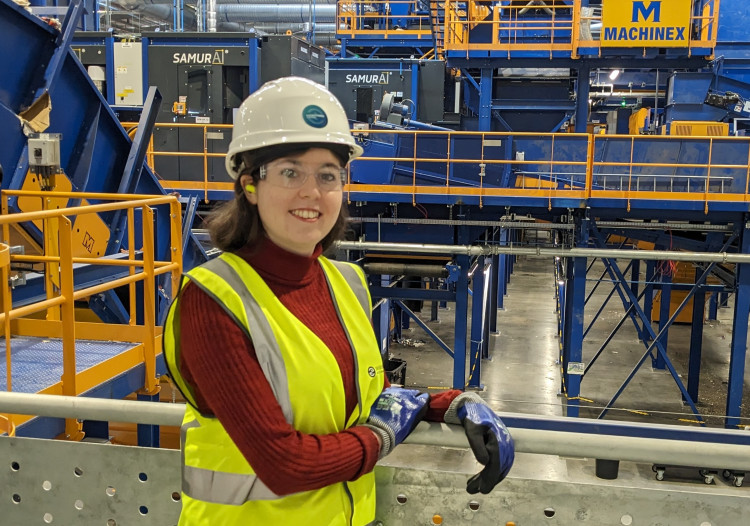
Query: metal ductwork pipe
206 0 217 31
295 33 339 47
337 241 750 264
215 22 340 45
196 0 203 30
219 22 338 33
218 4 336 23
116 0 197 27
116 4 170 20
261 23 338 33
112 0 338 32
363 263 449 278
2 392 749 470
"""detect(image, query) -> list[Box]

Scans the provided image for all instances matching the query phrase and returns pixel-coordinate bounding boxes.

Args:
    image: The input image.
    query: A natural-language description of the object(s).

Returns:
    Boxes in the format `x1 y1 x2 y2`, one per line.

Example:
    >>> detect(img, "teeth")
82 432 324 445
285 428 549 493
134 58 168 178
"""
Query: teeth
291 210 319 219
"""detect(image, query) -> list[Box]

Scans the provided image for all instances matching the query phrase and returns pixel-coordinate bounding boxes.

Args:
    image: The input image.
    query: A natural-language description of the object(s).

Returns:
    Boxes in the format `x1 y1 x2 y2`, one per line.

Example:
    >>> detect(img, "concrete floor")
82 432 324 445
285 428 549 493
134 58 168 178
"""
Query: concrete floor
381 255 750 520
389 255 750 428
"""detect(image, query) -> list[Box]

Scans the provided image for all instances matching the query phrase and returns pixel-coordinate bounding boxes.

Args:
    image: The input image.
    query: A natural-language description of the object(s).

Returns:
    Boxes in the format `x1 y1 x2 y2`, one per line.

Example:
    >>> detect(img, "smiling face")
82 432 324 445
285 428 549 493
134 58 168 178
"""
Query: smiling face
240 147 344 256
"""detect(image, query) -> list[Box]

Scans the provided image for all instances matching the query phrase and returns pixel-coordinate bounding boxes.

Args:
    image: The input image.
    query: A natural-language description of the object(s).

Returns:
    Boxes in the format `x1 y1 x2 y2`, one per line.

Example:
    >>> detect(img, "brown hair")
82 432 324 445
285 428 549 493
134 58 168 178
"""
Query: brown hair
206 144 350 254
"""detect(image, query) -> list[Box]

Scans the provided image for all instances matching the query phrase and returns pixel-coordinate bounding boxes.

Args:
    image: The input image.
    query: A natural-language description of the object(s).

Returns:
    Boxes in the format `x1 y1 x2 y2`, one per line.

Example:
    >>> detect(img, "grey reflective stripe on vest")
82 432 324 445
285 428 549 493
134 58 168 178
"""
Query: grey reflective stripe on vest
181 419 281 503
192 257 294 424
324 259 371 431
329 260 371 320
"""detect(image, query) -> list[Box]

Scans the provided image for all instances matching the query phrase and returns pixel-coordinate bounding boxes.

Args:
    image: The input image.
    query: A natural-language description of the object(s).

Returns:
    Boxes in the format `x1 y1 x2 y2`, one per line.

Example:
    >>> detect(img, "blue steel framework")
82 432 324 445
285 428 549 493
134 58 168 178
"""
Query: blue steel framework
346 185 749 430
338 0 746 431
3 0 749 440
334 1 723 133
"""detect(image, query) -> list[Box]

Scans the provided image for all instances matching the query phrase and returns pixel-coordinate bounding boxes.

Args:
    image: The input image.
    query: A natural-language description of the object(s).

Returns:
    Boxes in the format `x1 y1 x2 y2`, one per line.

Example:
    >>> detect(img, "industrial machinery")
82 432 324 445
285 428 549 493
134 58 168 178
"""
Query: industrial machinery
666 71 750 135
2 0 750 523
327 57 446 124
0 0 208 442
158 33 323 183
0 0 199 321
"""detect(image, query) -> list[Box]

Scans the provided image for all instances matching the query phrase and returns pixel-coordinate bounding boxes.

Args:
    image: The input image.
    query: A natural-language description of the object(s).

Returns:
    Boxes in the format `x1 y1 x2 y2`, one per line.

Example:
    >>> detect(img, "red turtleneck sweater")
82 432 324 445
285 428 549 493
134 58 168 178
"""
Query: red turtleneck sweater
178 238 459 495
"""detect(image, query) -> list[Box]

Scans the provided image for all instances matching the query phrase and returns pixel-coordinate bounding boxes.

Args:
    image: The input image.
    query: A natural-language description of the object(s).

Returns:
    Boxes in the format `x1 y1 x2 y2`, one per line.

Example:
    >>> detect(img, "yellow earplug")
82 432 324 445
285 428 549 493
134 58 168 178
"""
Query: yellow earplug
245 184 256 194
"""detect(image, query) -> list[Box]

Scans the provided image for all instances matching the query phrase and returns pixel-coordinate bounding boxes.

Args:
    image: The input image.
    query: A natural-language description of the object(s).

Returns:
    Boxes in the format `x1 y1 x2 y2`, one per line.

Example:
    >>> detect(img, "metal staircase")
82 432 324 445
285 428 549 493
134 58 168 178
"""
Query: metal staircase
429 0 445 60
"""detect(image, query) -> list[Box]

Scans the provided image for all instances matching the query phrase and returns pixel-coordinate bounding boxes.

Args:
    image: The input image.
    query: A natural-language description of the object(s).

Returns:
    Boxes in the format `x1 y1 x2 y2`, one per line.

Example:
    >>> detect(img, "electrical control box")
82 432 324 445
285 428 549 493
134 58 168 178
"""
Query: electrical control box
28 134 62 167
114 41 143 106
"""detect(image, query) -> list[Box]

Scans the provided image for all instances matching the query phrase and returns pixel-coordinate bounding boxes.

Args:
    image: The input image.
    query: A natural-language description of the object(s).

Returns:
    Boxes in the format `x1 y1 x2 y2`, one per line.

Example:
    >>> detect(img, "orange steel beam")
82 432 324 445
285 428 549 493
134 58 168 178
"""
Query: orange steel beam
140 206 158 395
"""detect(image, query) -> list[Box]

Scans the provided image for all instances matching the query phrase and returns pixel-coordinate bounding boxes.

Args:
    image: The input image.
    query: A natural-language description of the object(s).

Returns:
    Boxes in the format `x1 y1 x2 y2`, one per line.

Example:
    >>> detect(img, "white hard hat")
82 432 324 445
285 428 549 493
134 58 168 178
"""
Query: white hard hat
225 76 363 180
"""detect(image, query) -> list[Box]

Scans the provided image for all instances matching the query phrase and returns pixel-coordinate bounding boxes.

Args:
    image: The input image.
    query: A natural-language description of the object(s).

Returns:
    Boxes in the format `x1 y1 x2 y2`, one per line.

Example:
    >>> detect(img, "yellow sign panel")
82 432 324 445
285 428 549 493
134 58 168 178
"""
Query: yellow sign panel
602 0 691 48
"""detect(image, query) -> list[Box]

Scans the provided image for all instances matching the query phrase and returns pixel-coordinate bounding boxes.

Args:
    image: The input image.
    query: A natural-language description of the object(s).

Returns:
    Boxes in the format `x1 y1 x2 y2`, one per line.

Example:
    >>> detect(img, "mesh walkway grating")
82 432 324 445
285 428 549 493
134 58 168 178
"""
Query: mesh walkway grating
0 336 136 394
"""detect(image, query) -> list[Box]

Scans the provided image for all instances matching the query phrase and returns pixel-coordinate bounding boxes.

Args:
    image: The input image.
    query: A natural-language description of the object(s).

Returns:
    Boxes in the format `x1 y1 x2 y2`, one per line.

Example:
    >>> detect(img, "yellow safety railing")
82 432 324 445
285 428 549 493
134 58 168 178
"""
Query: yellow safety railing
0 412 13 436
0 191 182 438
444 0 720 59
571 0 597 57
445 0 575 56
690 0 721 54
123 122 234 202
337 0 433 39
346 129 750 211
131 121 750 212
589 132 750 213
347 128 591 208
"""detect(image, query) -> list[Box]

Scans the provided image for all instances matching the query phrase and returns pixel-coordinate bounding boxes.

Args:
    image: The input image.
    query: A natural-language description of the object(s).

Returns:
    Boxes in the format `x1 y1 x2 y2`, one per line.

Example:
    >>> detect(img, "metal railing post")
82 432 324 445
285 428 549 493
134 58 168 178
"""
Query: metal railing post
141 206 158 395
58 216 84 440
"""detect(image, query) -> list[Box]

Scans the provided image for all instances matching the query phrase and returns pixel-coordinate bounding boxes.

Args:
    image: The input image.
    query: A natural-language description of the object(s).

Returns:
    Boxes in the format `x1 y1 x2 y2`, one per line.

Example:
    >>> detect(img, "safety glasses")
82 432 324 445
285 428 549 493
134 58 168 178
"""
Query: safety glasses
259 162 346 191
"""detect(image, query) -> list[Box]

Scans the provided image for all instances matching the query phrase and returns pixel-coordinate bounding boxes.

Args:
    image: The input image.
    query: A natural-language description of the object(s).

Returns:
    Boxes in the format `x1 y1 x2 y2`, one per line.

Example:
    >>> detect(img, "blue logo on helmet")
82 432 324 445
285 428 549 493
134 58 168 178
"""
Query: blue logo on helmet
302 105 328 128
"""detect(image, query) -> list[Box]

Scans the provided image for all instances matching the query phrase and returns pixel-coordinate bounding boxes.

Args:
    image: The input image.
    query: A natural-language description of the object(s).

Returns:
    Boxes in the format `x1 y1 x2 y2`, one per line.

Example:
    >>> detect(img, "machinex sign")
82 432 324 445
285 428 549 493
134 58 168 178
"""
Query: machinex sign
601 0 691 48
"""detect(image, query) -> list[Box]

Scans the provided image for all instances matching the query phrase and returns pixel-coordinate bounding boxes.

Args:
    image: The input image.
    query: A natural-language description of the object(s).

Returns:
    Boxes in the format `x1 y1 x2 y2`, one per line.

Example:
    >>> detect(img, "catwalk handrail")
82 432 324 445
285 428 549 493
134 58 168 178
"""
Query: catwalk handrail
337 240 750 263
1 391 748 470
0 191 183 436
443 0 719 56
337 0 432 37
445 0 576 53
139 122 750 206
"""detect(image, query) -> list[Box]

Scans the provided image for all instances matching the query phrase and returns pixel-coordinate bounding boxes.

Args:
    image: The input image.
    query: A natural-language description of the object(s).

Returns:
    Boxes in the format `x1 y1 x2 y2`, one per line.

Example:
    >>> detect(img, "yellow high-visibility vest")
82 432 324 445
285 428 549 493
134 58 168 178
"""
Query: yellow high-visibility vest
164 252 384 525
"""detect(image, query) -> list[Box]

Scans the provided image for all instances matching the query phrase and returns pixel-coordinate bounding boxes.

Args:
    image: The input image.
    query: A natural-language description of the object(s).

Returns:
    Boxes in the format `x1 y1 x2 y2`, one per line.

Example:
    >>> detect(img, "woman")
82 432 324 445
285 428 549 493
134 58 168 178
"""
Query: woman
164 77 513 525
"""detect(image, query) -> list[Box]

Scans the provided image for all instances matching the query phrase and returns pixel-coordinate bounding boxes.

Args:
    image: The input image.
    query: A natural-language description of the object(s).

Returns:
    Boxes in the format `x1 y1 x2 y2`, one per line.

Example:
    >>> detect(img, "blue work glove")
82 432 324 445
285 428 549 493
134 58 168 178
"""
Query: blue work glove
445 392 515 494
363 387 430 458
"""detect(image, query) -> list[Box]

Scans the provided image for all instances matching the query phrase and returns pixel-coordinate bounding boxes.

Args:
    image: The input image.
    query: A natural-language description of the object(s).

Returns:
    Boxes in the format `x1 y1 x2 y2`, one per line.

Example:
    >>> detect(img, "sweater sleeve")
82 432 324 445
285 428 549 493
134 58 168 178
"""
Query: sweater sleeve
426 389 463 422
178 282 381 496
381 364 461 422
376 376 448 441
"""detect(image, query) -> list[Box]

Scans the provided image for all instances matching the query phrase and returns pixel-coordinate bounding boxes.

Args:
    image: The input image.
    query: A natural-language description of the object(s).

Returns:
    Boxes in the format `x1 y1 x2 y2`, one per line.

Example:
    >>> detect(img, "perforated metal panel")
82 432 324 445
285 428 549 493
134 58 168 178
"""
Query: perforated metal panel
2 436 181 525
3 438 748 525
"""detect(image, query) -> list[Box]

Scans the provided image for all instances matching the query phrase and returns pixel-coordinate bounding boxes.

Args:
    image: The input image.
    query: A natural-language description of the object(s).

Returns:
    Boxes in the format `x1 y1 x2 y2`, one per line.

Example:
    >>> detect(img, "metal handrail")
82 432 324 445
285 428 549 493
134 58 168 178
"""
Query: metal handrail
1 391 748 470
132 122 750 205
338 239 750 264
0 191 182 436
443 0 719 58
445 0 578 54
337 0 433 37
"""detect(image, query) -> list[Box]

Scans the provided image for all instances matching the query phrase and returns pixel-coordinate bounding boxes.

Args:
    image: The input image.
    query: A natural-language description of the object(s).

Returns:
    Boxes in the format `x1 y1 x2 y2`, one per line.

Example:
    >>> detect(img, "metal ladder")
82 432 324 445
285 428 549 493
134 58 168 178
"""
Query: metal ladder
429 0 445 60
